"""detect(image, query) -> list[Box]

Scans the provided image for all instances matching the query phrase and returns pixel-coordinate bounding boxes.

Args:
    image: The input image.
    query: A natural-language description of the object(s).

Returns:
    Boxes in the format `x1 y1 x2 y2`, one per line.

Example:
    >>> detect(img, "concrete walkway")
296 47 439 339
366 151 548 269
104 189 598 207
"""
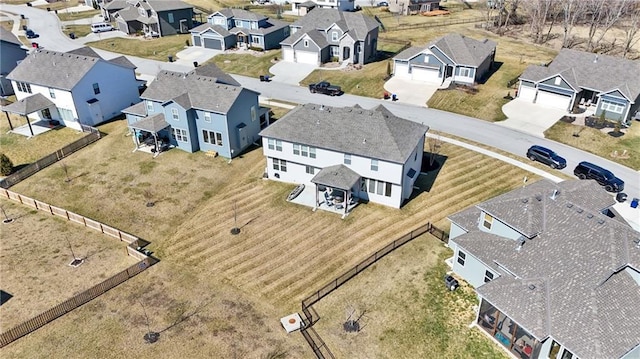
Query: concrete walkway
383 77 440 107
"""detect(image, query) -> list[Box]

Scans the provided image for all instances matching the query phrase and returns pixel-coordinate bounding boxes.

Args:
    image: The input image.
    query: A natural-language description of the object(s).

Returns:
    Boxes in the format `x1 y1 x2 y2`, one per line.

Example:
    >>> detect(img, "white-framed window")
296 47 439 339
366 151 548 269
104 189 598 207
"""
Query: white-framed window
251 21 258 30
16 82 32 93
268 138 282 151
601 99 625 114
554 76 561 85
273 158 287 171
344 154 351 165
235 20 241 27
250 105 257 121
331 32 338 41
146 101 154 113
483 213 493 230
293 144 300 155
301 145 308 157
252 36 260 44
365 178 391 197
305 165 315 174
58 108 75 122
204 112 211 123
309 147 316 159
202 130 223 145
459 68 471 77
92 83 100 95
168 12 174 23
484 270 494 283
171 128 188 142
331 46 340 56
457 251 466 266
371 159 378 171
304 39 309 47
171 108 179 121
49 88 56 99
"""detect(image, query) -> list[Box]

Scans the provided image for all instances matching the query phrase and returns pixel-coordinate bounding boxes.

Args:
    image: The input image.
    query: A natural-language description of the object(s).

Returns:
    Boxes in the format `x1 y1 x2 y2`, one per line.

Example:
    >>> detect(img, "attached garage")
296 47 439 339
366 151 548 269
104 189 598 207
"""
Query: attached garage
393 61 410 79
203 37 223 50
192 35 201 47
536 90 572 110
411 66 440 83
282 47 294 62
518 85 536 102
295 51 319 65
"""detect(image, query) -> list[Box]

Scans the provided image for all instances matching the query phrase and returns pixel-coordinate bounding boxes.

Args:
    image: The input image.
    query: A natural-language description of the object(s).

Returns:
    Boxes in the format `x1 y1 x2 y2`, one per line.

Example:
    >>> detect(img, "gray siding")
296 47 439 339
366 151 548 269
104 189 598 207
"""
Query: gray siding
327 27 343 45
451 245 493 288
475 51 493 82
363 28 378 64
263 28 288 50
430 46 454 65
479 211 524 241
293 37 320 51
0 41 27 96
540 75 573 90
157 8 193 36
409 53 443 67
319 46 331 65
595 93 629 122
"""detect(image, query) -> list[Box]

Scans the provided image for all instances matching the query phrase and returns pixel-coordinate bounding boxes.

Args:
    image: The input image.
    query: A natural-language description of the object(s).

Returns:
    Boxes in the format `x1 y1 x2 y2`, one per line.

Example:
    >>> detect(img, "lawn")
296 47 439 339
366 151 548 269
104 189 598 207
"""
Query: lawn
544 119 640 170
61 24 92 38
56 9 101 22
208 49 280 78
35 0 81 11
86 34 191 61
3 117 544 358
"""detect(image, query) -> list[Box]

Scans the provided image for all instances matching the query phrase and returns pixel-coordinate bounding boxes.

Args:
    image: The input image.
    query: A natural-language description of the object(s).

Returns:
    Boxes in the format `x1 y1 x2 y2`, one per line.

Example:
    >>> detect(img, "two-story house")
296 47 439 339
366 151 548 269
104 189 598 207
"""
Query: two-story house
447 179 640 359
388 0 439 15
0 28 27 97
190 9 290 51
289 0 354 16
122 64 262 158
114 0 193 37
280 8 379 65
259 103 428 208
5 47 140 131
517 48 640 124
100 0 127 21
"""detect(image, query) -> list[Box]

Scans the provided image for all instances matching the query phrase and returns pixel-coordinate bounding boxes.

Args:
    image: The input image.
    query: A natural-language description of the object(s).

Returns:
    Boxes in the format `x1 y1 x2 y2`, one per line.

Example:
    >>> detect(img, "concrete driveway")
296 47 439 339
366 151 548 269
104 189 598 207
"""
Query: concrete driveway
174 47 222 67
383 77 440 107
498 99 568 137
269 61 317 85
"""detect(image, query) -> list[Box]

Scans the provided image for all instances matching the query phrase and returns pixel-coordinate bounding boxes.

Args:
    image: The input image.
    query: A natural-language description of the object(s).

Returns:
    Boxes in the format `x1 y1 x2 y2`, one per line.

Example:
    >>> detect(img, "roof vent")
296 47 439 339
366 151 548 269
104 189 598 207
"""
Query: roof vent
535 194 542 201
566 203 573 208
528 284 536 290
634 239 640 248
362 138 366 144
522 198 529 204
577 208 583 213
550 189 559 200
319 105 324 111
593 55 598 63
597 219 605 225
587 213 594 219
516 238 526 251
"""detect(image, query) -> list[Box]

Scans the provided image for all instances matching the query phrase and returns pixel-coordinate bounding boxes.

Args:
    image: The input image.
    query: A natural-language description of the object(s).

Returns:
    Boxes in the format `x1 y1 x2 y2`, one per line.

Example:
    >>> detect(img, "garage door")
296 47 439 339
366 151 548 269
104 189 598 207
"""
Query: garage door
518 86 536 102
536 90 572 110
411 66 439 82
192 35 201 47
203 37 222 50
282 47 294 62
394 62 410 79
295 51 318 65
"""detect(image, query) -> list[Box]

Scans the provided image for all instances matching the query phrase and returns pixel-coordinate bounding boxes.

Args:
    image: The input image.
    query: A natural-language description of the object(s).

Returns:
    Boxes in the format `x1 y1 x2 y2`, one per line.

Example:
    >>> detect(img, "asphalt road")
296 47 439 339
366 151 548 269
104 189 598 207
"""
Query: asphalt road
3 4 639 199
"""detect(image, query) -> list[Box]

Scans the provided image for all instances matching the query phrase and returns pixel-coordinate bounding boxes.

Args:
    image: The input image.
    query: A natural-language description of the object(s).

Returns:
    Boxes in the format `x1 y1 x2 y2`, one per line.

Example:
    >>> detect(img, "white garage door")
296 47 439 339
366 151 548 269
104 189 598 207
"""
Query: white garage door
282 47 294 62
518 86 536 102
411 66 439 82
536 90 572 110
394 62 410 79
295 51 318 65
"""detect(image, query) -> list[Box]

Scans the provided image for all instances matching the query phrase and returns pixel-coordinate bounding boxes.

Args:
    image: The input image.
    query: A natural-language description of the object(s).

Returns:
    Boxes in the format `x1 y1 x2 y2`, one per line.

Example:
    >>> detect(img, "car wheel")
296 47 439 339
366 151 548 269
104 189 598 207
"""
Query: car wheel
550 163 557 169
577 174 587 180
528 155 536 161
605 185 613 192
311 89 316 93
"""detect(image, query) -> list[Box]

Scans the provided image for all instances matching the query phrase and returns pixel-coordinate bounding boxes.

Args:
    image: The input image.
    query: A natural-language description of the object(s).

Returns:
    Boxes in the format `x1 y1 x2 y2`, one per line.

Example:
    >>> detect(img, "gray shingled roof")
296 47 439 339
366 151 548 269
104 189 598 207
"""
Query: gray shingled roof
259 103 428 164
140 64 255 113
122 101 147 116
216 8 267 22
129 113 169 132
7 49 107 91
311 164 361 190
230 19 289 36
144 0 193 12
520 48 640 101
429 33 496 67
282 8 378 46
108 55 137 69
449 179 640 359
115 7 140 21
191 64 240 86
190 23 231 36
66 46 101 58
2 93 54 115
0 27 23 47
393 46 424 61
102 0 127 10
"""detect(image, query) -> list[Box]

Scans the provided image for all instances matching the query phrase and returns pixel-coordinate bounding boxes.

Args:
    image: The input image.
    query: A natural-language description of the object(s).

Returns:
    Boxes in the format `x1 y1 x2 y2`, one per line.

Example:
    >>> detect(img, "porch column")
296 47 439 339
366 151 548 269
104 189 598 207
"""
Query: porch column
23 115 34 137
344 189 349 216
4 111 13 130
153 133 159 157
314 183 318 210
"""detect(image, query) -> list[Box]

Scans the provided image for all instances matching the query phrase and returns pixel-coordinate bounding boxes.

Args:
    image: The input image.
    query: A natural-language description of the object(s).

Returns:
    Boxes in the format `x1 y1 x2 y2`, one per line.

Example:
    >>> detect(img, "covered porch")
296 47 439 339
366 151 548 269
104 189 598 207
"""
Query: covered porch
312 164 361 219
1 94 59 138
129 114 172 157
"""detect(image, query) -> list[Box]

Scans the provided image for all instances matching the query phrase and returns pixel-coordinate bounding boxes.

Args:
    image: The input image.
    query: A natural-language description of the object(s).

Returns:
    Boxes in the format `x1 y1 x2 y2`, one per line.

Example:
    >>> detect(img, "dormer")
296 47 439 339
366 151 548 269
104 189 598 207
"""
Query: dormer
326 24 343 44
625 266 640 286
478 210 526 241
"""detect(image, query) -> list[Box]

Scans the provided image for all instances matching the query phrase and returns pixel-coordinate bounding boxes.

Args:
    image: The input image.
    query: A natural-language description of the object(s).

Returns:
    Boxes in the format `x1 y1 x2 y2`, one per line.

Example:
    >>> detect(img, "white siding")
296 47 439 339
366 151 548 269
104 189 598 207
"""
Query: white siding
393 62 410 79
536 90 571 110
518 85 536 102
12 82 82 130
412 67 439 82
282 47 294 62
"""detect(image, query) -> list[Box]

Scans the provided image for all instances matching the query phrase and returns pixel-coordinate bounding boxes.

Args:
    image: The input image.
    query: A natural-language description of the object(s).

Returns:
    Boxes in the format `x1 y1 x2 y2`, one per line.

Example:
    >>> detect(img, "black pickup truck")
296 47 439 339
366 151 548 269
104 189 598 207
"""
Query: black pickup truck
309 81 343 96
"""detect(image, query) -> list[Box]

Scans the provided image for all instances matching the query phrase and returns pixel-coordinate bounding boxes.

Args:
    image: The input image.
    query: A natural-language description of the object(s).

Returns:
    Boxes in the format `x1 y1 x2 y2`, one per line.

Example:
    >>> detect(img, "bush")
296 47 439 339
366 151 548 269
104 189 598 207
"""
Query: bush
0 153 14 176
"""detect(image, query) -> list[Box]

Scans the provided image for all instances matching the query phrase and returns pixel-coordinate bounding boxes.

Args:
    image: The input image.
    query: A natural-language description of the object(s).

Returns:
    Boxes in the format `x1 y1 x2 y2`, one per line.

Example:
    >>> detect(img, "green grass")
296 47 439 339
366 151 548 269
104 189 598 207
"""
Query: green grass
57 9 101 22
86 34 191 61
208 50 280 78
544 119 640 170
35 0 81 11
62 24 92 38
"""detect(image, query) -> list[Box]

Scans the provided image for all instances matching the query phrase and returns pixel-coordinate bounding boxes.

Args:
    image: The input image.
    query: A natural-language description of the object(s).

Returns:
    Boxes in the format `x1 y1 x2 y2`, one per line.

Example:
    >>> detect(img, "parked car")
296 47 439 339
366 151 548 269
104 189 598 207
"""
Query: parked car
573 161 624 193
25 29 39 39
526 145 566 169
90 22 114 33
377 1 389 6
309 81 343 96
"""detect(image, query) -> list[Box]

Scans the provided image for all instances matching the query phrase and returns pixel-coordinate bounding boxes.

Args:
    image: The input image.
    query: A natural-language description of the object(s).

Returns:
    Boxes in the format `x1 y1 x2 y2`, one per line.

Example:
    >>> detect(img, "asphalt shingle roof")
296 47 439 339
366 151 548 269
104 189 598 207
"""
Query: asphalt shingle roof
520 48 640 101
102 0 128 10
129 113 169 132
140 63 254 113
121 100 147 116
449 179 640 359
311 164 361 190
216 8 267 22
142 0 193 12
430 33 496 67
282 8 378 46
393 46 424 61
2 93 54 115
259 103 428 164
190 23 231 36
0 27 22 46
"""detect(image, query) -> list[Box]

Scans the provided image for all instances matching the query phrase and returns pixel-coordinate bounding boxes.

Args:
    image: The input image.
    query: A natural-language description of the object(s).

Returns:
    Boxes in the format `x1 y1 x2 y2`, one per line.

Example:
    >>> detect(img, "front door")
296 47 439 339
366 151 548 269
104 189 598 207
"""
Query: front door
86 99 103 126
445 65 453 78
342 46 350 61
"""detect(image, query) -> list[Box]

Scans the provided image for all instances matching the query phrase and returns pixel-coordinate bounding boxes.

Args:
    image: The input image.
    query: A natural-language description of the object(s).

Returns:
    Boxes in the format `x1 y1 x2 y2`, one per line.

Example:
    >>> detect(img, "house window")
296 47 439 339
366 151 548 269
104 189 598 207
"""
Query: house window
204 112 211 123
273 158 287 172
252 36 260 44
331 32 338 41
16 82 32 93
459 68 471 77
554 76 561 85
365 178 391 197
331 46 340 56
601 99 624 114
344 154 351 165
171 108 179 121
305 165 315 174
483 213 493 230
146 101 154 113
484 270 494 283
371 159 378 171
301 145 308 157
250 105 257 121
385 182 392 196
235 20 241 27
41 108 52 119
92 83 100 95
268 139 282 151
171 128 188 142
361 178 367 192
168 13 174 23
304 39 309 47
275 140 282 151
309 147 316 159
202 130 223 145
293 143 300 155
49 88 56 99
457 251 466 266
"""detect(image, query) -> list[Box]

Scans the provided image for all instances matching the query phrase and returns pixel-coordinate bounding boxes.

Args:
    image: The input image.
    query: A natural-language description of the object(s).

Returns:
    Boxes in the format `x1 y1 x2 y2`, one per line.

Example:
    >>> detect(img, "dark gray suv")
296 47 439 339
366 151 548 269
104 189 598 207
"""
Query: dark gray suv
573 161 624 192
526 145 566 169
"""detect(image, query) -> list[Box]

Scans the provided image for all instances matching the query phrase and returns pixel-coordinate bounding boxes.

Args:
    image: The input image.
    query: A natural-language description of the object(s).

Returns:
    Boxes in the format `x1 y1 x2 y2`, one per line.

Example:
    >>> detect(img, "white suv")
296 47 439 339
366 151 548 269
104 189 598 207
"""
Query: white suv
91 23 113 33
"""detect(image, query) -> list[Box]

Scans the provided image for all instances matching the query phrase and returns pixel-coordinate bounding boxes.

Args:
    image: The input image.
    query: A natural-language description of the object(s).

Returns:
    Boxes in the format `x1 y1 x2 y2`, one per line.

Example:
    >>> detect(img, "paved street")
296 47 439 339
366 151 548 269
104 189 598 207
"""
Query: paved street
2 4 639 203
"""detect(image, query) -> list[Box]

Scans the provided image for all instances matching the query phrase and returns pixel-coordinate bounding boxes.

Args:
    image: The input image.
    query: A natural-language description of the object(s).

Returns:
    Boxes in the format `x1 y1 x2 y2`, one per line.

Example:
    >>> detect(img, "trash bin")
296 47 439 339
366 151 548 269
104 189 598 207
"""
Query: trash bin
168 55 173 62
392 93 397 101
631 198 639 209
46 7 50 11
20 14 25 19
616 192 627 203
22 25 27 31
69 32 76 39
26 2 32 6
193 61 198 67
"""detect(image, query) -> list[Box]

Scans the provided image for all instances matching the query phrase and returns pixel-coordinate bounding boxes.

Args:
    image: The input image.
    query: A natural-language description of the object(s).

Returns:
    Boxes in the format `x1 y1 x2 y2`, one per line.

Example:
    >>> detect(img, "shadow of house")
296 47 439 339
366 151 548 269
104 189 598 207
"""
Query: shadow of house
410 153 447 196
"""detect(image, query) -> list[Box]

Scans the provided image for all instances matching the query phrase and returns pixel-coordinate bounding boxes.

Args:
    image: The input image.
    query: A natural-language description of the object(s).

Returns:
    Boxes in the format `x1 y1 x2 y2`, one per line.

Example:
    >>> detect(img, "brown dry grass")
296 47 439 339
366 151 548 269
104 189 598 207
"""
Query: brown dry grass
3 118 543 357
0 199 138 330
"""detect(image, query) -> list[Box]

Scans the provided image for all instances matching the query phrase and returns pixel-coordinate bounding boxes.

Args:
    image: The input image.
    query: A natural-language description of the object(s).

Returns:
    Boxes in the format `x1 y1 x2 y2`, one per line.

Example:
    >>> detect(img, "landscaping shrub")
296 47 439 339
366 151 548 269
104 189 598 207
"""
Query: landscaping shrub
0 153 14 175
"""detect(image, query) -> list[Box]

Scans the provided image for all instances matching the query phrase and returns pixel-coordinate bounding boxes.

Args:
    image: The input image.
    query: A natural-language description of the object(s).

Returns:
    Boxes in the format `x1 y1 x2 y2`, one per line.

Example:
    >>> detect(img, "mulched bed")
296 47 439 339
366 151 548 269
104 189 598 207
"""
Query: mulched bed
560 115 576 124
584 116 615 130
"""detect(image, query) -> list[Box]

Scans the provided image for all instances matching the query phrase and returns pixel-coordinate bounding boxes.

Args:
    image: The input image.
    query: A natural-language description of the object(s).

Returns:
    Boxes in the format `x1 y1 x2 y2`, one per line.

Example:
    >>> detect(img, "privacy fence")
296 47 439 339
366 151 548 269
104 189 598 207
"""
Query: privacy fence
0 188 156 348
0 126 101 189
385 16 494 32
299 222 449 358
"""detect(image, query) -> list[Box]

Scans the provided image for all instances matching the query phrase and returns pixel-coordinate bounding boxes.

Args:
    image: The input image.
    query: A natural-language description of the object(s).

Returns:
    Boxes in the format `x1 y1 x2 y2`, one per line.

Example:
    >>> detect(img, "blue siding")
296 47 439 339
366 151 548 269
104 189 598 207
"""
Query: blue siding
163 102 197 152
480 211 524 240
430 46 454 65
451 245 494 288
596 93 630 122
224 89 260 157
409 53 442 67
540 76 573 90
157 8 193 36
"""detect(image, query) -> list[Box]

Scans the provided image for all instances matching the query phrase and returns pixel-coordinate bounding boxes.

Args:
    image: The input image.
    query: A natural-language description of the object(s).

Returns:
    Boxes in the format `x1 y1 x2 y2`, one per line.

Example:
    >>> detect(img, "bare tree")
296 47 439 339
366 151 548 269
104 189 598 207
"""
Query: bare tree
585 0 607 51
622 6 640 58
522 0 555 44
593 0 632 51
427 135 442 169
59 161 71 183
560 0 587 48
501 0 521 34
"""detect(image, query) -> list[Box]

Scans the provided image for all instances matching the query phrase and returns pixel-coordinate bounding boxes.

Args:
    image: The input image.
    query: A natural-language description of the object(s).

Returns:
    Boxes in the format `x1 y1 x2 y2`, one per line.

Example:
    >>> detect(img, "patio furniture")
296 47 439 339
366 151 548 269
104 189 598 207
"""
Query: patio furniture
323 191 334 206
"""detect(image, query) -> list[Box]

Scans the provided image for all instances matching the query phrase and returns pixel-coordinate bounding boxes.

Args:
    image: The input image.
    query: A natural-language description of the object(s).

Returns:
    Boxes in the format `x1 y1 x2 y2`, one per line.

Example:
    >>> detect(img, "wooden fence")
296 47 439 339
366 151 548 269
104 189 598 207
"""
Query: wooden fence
385 16 493 32
0 126 101 189
298 222 449 358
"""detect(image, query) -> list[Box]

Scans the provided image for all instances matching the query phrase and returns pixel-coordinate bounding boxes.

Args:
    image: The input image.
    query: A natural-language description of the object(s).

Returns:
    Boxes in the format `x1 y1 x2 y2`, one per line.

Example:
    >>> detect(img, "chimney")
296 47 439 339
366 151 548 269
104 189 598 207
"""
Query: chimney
516 238 526 251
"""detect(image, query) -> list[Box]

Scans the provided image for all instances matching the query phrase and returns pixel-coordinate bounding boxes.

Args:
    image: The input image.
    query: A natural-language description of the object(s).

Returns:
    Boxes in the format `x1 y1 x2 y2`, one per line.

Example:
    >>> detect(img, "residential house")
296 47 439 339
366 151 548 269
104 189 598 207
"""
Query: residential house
190 8 290 50
259 103 428 208
0 28 27 97
280 8 379 65
122 64 264 158
517 48 640 123
289 0 354 16
388 0 439 15
101 0 128 21
447 179 640 359
114 0 193 37
393 33 496 85
6 47 140 130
